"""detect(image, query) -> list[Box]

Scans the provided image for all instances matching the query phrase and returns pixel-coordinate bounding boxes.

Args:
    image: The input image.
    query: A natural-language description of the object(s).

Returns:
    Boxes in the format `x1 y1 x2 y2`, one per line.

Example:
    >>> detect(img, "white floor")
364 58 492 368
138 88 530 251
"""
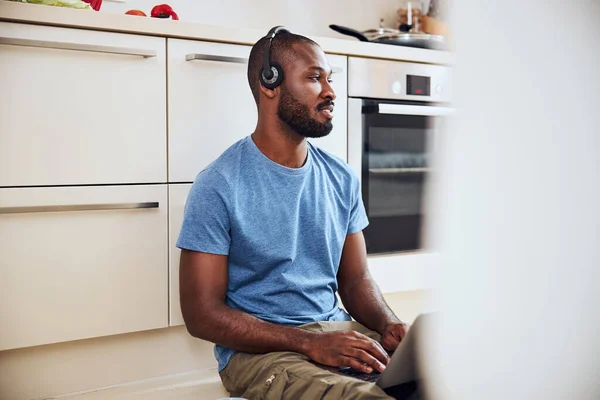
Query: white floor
43 369 230 400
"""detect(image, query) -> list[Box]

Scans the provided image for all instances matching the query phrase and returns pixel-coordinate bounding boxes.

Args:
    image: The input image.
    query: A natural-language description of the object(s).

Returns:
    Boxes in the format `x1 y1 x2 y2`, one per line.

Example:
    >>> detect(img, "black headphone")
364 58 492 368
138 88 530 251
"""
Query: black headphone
259 26 289 89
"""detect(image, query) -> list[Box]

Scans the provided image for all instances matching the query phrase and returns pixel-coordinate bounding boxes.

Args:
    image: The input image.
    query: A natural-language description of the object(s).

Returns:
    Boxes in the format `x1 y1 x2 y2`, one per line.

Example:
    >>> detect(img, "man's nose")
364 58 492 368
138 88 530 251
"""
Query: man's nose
322 81 336 101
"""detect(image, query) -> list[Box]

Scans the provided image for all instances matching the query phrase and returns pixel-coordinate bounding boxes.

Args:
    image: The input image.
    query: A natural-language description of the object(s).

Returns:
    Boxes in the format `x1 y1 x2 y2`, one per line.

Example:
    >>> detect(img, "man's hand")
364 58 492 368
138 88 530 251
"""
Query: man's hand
304 330 390 373
381 321 410 352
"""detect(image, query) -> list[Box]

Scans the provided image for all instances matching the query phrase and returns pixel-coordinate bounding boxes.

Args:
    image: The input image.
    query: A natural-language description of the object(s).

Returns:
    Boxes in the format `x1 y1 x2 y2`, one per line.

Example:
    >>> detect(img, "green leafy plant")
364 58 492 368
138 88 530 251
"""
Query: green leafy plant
6 0 92 10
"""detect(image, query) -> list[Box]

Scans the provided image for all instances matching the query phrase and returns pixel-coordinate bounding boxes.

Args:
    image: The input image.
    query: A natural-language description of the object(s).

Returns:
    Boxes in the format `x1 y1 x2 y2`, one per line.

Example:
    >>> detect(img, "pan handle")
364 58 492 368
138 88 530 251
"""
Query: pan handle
329 25 370 42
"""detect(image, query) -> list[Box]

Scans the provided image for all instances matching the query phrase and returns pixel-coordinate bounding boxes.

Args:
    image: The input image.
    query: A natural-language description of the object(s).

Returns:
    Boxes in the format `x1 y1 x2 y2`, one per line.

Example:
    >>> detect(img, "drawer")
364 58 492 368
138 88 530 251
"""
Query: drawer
0 23 167 187
0 185 168 350
168 183 192 326
168 39 255 182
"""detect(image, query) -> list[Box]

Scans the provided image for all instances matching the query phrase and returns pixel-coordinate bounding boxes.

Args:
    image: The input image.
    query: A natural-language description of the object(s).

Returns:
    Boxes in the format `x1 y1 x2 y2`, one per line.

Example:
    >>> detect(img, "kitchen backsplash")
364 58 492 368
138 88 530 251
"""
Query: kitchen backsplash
100 0 431 38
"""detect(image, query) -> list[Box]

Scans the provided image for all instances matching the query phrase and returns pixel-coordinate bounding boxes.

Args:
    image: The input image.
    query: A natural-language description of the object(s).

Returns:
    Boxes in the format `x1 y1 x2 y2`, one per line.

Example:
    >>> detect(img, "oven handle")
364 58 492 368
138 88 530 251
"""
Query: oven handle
375 104 454 117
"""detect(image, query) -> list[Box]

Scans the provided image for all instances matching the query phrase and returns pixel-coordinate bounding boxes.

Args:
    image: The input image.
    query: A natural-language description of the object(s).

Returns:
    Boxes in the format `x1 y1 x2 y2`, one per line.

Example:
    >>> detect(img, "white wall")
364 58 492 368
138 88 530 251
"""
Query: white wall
420 0 600 399
99 0 430 38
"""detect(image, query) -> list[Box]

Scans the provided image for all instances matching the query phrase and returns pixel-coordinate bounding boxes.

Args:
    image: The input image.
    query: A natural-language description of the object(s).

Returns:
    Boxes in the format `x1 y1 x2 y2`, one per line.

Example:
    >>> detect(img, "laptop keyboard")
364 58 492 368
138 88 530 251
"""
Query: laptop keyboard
338 366 381 383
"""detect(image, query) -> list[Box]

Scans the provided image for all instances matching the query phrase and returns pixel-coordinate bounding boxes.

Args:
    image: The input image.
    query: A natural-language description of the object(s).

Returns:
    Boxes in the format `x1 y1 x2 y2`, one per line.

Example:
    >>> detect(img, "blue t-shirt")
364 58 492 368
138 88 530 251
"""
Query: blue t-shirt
176 135 369 371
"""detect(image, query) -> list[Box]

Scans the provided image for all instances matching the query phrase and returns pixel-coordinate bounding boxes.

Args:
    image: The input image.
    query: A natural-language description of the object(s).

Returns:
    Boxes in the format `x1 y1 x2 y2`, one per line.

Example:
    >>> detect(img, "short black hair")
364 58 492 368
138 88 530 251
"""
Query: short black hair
247 30 319 105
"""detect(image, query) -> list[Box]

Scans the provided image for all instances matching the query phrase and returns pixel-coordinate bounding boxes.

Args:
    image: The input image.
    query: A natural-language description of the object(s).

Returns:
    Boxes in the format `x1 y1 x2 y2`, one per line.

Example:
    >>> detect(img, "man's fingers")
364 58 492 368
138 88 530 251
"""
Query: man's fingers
382 334 400 351
372 337 390 358
340 356 376 374
382 322 410 351
350 335 390 365
346 348 386 373
395 323 409 339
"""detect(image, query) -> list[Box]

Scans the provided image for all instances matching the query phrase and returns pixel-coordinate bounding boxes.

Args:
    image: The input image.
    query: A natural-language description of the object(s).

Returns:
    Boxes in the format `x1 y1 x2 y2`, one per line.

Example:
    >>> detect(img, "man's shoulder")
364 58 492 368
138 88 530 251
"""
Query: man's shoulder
193 136 248 187
309 142 358 183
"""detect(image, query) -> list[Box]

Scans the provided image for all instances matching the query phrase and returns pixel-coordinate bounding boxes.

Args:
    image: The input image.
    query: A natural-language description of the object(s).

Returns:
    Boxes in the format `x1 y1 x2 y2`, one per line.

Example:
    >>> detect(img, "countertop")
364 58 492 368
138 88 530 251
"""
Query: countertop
0 1 452 65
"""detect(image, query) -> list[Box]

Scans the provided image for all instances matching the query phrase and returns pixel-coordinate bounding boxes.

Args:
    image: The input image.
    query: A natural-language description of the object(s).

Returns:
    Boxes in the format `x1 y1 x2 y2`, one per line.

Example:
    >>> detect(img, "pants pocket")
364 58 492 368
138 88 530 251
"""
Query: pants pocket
242 365 332 400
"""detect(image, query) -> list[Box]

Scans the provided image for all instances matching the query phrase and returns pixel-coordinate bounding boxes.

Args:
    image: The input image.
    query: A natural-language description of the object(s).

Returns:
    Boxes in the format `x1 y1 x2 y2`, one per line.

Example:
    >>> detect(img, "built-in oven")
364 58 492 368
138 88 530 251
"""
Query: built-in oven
347 57 452 255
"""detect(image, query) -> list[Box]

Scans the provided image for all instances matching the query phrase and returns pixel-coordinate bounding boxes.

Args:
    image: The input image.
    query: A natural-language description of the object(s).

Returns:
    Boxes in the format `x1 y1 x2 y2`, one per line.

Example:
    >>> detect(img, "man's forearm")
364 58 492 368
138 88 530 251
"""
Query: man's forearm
340 275 401 334
186 302 315 355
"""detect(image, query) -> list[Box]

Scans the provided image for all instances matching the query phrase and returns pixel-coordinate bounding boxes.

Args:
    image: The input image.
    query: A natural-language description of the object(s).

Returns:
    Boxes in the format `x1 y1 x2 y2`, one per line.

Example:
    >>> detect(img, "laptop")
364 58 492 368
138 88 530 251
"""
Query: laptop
338 313 431 389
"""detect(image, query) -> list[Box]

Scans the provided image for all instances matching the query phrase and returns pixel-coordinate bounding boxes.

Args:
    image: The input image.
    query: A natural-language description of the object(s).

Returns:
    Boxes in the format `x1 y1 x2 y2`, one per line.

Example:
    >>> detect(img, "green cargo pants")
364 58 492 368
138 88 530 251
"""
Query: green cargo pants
219 321 395 400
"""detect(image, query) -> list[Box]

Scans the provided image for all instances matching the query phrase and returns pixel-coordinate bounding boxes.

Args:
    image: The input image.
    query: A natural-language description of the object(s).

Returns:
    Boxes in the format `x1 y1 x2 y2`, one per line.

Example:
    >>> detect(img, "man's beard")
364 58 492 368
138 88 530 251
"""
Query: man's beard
277 89 333 139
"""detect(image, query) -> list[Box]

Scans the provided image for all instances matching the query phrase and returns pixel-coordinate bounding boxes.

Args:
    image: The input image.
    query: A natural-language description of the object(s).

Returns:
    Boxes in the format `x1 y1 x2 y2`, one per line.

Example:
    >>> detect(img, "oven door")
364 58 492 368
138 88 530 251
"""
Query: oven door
348 99 453 254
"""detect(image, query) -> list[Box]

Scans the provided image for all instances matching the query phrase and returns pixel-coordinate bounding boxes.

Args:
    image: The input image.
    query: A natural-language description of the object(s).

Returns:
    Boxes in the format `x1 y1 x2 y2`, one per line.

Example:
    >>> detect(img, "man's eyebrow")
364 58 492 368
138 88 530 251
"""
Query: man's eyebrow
306 66 333 74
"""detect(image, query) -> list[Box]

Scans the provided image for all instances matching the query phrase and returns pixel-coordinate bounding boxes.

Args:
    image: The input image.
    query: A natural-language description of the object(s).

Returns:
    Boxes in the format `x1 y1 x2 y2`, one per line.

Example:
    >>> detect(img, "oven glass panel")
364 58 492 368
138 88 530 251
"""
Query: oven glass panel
362 109 433 254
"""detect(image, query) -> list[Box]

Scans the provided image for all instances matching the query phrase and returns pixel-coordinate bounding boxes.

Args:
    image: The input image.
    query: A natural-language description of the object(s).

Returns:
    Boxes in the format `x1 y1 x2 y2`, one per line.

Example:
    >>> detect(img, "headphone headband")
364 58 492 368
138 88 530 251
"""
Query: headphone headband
260 25 289 89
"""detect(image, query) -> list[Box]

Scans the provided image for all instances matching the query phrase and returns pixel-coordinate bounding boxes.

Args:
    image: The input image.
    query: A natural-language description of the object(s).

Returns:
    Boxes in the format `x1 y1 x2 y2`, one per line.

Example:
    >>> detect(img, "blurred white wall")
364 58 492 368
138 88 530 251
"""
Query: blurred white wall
99 0 430 38
422 0 600 399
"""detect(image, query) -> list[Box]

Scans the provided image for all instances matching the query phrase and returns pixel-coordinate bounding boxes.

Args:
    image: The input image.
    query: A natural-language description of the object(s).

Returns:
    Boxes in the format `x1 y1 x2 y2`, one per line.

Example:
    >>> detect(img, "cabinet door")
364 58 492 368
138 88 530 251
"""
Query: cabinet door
168 40 349 182
0 23 167 186
0 185 168 350
307 54 348 162
168 39 255 183
168 183 192 326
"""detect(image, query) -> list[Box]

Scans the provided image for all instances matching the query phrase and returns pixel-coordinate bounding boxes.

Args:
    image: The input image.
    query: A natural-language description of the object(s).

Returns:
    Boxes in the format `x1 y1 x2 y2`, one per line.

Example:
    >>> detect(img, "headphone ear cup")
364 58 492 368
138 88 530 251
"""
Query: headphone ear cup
259 63 284 89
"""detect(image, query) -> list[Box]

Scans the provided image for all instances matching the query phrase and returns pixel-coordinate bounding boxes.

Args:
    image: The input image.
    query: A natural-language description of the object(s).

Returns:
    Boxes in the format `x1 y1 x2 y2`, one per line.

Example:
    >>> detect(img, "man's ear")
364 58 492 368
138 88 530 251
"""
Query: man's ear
259 83 278 100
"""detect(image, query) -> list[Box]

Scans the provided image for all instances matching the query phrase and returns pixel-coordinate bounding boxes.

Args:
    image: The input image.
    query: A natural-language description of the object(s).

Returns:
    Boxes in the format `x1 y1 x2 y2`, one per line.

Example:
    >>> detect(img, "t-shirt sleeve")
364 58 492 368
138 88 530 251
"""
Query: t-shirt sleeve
347 172 369 235
176 168 231 255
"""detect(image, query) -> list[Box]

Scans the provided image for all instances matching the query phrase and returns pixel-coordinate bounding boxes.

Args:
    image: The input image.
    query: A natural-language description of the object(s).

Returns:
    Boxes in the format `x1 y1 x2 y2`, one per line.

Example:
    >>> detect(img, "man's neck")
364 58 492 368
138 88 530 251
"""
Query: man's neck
252 122 308 169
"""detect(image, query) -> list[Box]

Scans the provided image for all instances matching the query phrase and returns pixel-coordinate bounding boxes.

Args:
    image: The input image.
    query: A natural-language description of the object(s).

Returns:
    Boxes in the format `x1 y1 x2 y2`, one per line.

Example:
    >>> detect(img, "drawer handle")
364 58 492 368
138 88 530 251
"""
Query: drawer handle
0 37 157 58
0 202 159 215
185 53 248 64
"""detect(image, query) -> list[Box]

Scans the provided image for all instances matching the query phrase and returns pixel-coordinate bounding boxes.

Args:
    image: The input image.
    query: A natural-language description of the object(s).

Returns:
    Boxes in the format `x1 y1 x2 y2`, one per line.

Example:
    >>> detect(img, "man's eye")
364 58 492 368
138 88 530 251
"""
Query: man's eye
327 79 334 84
309 76 320 81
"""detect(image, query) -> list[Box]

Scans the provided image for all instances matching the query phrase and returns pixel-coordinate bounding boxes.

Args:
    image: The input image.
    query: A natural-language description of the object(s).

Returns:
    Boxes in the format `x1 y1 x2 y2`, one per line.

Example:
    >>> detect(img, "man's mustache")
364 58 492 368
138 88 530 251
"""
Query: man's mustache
316 100 335 111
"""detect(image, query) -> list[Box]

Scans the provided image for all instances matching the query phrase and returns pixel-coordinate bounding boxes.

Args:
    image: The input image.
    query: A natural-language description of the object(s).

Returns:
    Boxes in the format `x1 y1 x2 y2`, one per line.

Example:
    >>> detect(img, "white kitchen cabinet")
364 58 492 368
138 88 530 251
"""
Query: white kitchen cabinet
0 185 168 351
168 183 192 326
0 23 167 187
307 54 348 163
168 39 256 183
168 39 349 182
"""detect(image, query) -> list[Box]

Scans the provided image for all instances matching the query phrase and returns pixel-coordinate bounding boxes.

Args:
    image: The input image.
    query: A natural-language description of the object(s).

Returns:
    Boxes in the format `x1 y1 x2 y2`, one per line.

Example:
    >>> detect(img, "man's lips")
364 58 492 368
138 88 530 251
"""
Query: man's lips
317 102 335 118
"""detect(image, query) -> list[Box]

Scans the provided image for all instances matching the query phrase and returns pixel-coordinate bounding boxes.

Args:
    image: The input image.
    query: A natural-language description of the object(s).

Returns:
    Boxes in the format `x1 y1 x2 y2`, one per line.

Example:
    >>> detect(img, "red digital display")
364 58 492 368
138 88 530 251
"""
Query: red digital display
407 75 430 96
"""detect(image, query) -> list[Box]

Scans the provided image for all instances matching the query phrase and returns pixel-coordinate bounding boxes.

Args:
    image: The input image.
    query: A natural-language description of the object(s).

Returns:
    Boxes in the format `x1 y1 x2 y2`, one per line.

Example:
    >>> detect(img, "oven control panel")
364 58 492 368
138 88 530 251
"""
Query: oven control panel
347 57 451 103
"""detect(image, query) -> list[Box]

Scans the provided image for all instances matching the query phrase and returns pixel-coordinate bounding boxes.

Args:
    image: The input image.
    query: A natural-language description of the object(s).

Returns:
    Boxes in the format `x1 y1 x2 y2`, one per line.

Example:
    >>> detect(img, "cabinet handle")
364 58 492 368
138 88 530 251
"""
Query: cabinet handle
0 202 159 215
332 67 343 74
0 37 157 58
185 53 248 64
369 168 431 174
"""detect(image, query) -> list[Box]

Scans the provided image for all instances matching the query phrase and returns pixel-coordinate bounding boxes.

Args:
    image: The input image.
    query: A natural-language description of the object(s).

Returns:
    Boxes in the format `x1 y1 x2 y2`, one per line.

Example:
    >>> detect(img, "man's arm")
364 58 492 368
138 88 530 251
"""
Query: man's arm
179 249 390 373
337 231 408 350
179 249 310 354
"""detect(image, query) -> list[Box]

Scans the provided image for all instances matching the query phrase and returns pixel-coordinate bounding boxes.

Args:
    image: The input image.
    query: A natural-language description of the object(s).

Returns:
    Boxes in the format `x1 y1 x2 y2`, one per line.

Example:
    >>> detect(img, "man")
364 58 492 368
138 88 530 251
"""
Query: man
177 27 413 399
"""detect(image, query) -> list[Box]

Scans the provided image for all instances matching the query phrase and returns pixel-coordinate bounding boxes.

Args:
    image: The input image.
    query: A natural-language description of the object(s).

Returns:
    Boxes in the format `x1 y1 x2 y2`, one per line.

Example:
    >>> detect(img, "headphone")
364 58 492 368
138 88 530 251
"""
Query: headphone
259 26 290 89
